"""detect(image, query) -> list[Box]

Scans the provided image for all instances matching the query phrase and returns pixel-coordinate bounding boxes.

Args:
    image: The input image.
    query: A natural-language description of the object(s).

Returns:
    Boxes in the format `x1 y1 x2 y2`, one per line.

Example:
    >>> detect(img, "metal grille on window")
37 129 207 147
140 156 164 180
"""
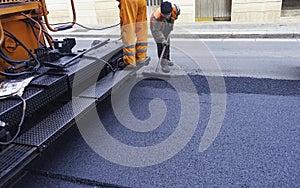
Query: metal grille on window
147 0 162 6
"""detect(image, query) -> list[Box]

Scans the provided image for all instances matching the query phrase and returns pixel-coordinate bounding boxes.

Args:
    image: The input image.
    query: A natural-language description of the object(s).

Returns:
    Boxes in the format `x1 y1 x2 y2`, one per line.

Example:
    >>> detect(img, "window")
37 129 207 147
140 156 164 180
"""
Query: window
147 0 162 6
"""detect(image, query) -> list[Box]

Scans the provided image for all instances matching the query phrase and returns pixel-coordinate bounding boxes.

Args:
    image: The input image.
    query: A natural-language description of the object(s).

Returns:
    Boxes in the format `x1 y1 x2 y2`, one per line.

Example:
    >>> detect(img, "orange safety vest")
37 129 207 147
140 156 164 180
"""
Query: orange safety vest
150 4 180 42
150 5 179 27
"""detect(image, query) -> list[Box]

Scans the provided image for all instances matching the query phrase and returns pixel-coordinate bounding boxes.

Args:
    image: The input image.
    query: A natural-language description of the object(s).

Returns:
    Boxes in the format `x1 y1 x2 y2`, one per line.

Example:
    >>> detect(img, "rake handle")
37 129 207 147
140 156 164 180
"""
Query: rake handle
155 44 167 72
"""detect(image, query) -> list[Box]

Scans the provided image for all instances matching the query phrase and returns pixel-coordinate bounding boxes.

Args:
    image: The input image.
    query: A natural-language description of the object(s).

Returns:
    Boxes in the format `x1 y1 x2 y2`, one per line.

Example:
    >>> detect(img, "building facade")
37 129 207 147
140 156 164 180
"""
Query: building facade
45 0 300 26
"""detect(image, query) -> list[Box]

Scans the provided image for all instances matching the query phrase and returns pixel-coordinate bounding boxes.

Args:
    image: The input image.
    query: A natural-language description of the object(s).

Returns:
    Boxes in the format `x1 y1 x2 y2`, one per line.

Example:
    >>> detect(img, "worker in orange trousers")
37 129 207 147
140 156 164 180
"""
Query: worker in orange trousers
117 0 148 68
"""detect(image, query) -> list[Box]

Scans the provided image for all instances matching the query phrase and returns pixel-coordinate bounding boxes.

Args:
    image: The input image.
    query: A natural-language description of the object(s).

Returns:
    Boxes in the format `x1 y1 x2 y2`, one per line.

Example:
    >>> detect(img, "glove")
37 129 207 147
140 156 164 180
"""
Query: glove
162 39 168 46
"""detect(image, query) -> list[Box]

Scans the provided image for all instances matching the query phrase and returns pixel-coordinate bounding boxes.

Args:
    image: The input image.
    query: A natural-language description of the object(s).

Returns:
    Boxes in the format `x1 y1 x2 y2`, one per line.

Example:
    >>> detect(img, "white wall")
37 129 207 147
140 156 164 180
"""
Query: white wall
45 0 71 23
45 0 195 26
94 0 120 25
231 0 283 22
169 0 195 23
45 0 289 24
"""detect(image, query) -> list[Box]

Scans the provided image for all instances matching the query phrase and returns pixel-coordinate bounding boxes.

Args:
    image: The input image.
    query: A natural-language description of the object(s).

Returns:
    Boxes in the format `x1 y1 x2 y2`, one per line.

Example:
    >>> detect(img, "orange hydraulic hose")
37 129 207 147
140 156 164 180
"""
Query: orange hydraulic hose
40 0 76 32
0 20 4 46
40 20 54 48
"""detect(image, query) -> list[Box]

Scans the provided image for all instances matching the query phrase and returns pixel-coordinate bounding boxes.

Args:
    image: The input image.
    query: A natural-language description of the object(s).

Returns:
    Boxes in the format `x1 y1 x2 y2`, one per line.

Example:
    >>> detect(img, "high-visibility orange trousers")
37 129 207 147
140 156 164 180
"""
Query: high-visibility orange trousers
119 0 148 65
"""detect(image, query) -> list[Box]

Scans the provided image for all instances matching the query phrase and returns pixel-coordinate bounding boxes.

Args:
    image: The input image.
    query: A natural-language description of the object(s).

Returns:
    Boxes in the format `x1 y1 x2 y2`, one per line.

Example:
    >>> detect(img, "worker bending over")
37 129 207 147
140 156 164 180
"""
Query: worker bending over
150 1 180 73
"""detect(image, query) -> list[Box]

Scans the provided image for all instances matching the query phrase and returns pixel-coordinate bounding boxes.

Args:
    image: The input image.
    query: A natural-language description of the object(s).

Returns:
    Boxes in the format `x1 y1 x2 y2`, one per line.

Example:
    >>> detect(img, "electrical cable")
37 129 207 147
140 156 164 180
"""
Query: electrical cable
23 19 54 49
0 95 26 145
75 22 120 31
83 55 117 73
48 21 120 31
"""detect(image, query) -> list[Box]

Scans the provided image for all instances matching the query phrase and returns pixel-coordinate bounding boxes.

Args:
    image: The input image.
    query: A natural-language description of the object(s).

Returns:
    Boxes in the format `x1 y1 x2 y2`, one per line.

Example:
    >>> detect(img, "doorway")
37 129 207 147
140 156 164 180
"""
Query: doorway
195 0 232 21
281 0 300 17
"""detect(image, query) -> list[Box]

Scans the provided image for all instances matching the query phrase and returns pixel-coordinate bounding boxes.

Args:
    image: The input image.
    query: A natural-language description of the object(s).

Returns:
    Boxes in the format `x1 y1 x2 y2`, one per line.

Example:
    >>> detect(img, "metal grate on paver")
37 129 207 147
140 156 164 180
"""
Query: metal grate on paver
0 87 45 127
0 144 37 187
14 97 95 150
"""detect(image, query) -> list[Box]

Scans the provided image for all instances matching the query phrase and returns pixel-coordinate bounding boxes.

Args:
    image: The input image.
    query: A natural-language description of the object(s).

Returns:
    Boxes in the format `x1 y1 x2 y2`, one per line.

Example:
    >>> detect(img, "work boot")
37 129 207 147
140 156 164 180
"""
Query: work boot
167 59 174 66
118 59 136 70
161 59 170 73
137 57 149 66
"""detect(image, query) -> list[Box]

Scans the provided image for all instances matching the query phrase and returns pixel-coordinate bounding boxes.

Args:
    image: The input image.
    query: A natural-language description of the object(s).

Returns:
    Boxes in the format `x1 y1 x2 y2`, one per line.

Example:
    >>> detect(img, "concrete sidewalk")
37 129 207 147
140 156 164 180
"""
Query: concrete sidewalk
50 21 300 39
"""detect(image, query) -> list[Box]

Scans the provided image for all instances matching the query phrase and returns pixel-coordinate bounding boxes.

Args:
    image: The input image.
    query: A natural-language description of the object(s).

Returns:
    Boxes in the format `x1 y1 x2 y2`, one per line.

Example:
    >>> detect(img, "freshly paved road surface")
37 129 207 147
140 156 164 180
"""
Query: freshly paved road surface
11 39 300 188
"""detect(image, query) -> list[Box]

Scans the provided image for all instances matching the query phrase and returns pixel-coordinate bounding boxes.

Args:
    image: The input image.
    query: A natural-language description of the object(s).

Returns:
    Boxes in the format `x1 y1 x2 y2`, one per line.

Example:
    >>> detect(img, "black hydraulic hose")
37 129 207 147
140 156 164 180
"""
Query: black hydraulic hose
21 13 42 48
4 30 41 71
0 48 32 64
26 20 46 47
28 21 53 41
24 20 54 50
0 70 33 76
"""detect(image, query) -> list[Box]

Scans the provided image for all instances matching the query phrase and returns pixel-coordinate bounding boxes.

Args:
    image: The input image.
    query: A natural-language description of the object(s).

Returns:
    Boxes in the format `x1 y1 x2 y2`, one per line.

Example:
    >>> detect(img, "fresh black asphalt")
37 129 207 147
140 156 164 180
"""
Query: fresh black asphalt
12 75 300 188
11 39 300 188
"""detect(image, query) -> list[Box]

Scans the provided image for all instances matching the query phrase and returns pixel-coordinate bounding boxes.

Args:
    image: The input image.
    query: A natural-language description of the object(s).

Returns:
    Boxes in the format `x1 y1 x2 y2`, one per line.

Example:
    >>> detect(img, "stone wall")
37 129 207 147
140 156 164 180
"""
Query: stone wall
94 0 120 25
44 0 290 24
231 0 283 22
45 0 71 23
45 0 194 27
168 0 195 23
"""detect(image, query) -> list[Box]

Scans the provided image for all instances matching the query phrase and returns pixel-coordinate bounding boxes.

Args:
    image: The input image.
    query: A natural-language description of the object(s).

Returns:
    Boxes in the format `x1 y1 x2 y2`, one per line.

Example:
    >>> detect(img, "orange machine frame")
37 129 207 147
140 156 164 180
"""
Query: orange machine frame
0 0 76 79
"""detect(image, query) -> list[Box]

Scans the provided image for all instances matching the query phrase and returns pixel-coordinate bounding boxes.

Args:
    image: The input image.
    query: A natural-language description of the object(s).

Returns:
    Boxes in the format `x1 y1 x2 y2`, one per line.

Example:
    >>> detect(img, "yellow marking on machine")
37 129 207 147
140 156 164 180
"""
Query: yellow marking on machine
0 1 40 16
